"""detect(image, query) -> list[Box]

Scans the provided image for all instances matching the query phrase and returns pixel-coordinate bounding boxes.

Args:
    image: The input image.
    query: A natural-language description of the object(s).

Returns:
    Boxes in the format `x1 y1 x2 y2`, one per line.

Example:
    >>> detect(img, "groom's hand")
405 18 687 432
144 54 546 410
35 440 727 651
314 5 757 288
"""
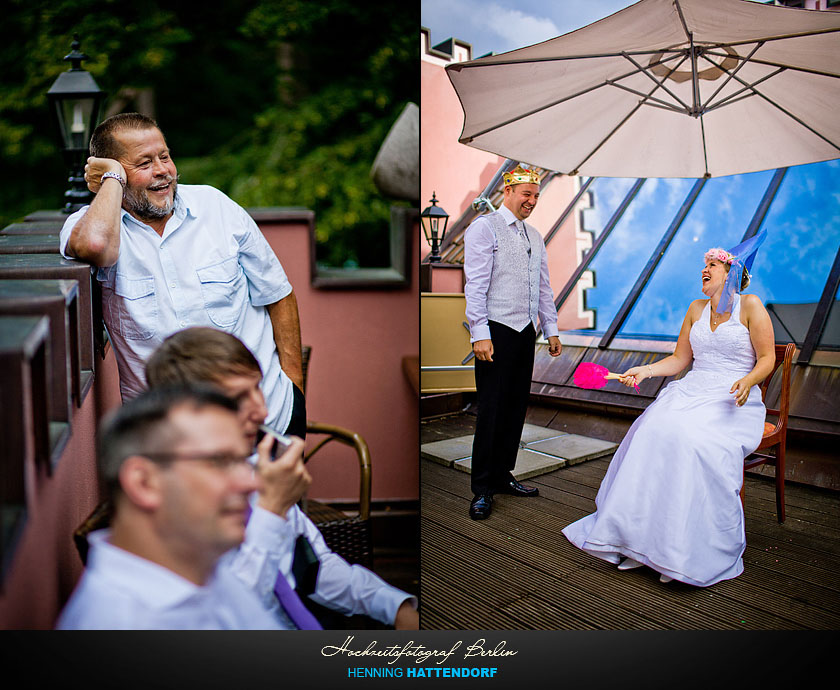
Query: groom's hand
473 339 493 362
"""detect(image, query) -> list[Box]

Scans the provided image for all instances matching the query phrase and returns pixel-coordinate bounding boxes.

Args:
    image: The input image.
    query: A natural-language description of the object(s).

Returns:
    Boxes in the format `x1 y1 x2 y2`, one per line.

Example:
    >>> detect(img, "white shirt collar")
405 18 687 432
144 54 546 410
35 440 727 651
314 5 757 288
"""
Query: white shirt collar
86 529 218 610
498 204 518 227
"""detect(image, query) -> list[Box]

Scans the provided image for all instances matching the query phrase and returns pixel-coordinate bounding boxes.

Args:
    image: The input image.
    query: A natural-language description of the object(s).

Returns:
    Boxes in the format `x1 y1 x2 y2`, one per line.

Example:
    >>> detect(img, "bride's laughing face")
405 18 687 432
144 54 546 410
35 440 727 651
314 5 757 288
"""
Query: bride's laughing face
701 259 728 297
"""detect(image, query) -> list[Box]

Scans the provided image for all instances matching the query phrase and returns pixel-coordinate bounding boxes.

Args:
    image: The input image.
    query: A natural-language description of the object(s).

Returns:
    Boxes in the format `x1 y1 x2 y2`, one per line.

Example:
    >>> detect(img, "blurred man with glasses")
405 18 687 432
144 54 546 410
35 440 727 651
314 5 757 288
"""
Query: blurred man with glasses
143 327 418 630
57 386 304 629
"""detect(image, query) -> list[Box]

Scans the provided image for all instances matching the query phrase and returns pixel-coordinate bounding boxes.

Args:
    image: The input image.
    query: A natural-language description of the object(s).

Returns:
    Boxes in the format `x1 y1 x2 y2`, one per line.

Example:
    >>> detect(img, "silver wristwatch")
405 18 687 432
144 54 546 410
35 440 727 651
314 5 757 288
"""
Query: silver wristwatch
101 171 126 188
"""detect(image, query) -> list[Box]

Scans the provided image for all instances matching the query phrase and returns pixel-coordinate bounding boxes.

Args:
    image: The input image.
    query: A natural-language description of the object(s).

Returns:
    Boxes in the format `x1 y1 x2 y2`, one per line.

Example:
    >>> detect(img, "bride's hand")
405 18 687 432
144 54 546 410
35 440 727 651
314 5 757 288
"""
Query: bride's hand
730 378 751 406
619 366 646 387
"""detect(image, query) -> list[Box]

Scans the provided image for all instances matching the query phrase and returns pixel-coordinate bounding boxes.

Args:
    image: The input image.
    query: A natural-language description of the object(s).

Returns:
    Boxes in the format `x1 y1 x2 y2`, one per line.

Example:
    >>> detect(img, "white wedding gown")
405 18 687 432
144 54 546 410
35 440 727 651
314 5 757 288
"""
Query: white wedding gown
562 295 766 586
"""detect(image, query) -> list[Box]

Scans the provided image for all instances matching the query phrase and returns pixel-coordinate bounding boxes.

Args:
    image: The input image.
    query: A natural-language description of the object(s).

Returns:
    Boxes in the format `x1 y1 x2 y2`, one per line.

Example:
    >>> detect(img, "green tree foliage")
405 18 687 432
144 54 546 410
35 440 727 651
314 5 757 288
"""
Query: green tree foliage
0 0 194 227
0 0 417 267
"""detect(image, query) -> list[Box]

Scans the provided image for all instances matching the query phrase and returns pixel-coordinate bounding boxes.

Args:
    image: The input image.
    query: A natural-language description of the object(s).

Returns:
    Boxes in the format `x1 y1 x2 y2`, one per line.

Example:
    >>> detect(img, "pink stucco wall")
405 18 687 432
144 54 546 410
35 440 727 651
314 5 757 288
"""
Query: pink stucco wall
259 215 419 503
429 266 464 293
420 47 504 258
528 175 594 331
0 347 121 629
421 32 591 330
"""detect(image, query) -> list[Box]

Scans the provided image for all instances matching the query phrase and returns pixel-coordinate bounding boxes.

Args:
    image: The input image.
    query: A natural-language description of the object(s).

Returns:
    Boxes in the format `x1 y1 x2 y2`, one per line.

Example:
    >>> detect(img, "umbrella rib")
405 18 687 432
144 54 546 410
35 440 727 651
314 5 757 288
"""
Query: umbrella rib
702 51 840 81
698 53 840 153
702 25 840 49
640 101 693 114
699 41 764 113
448 48 690 71
621 52 692 113
605 81 687 113
703 68 785 113
459 54 686 143
460 81 607 143
703 91 758 113
569 101 647 176
569 54 695 173
673 0 692 44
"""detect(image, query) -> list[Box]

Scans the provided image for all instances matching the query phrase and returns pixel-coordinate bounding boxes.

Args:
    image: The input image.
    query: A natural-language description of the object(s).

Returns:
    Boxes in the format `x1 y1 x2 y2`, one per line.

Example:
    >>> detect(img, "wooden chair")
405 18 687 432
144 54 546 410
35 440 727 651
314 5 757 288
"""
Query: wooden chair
741 342 795 523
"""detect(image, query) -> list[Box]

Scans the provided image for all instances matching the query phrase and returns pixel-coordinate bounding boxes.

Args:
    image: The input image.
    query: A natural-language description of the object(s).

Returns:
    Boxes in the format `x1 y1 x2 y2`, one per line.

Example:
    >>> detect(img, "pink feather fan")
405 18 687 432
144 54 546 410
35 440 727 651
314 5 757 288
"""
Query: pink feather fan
573 362 639 392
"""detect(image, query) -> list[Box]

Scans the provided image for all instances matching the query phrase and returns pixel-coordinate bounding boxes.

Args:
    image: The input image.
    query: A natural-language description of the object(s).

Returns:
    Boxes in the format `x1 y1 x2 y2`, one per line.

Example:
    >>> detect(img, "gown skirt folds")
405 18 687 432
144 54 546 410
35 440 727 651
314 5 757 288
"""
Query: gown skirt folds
562 296 765 586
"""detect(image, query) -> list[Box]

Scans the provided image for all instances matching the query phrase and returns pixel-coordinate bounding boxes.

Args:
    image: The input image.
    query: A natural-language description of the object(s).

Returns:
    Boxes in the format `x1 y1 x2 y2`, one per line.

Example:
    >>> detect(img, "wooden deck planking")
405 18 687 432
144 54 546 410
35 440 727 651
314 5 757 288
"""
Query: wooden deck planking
424 470 812 630
420 413 840 630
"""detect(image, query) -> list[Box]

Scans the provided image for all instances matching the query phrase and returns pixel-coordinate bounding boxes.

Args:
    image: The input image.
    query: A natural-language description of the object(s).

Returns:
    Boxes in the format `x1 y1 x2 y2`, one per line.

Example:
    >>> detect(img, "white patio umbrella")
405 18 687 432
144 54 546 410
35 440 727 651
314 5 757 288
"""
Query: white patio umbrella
446 0 840 178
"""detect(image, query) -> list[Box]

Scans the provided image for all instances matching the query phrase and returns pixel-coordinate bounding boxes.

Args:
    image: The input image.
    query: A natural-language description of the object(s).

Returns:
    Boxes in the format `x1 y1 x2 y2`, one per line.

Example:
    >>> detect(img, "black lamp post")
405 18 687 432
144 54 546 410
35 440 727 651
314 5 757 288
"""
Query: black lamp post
421 192 450 263
47 34 106 213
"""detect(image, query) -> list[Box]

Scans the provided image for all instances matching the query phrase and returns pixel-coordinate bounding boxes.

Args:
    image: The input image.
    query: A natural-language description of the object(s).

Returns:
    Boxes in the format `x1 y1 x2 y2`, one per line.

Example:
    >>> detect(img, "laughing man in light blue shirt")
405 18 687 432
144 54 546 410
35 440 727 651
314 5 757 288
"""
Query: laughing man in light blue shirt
60 113 304 436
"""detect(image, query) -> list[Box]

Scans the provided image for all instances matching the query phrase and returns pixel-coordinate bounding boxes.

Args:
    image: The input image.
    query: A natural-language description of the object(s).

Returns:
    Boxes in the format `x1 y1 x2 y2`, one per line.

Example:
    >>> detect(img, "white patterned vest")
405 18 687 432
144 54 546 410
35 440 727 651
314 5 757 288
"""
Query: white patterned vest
484 210 543 332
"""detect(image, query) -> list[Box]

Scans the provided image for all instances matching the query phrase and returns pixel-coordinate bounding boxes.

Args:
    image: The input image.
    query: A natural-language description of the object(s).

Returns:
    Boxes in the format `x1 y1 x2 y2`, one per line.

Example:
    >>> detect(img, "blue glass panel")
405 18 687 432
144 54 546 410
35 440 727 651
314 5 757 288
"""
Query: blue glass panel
750 161 840 345
619 170 775 338
575 177 695 332
580 177 637 241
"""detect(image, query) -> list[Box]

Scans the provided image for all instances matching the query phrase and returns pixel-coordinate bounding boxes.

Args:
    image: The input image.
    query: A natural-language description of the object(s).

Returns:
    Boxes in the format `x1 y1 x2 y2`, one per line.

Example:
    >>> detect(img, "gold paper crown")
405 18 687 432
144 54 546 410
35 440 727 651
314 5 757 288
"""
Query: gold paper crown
503 165 540 187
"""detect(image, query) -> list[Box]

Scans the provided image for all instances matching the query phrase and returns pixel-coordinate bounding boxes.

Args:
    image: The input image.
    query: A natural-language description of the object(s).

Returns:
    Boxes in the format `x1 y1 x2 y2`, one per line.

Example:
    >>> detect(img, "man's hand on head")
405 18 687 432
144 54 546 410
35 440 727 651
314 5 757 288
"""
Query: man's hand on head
254 434 309 518
85 157 127 194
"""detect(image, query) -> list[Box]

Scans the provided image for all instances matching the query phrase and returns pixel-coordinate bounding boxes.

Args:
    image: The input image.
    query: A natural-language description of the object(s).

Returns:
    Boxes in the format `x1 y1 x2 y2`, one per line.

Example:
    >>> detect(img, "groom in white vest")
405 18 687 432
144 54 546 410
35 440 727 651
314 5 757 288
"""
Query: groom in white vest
463 165 562 520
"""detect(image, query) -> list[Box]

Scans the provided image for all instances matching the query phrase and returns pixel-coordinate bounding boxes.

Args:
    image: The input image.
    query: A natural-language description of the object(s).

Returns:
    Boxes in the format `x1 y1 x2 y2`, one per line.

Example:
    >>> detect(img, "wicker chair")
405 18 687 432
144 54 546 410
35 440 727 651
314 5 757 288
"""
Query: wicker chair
300 345 373 567
73 498 112 566
301 422 373 567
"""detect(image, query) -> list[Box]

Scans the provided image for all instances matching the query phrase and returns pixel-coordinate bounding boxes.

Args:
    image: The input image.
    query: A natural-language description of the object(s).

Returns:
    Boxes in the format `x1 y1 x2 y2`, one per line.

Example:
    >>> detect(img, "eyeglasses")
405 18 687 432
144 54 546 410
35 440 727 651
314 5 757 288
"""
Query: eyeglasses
139 452 254 472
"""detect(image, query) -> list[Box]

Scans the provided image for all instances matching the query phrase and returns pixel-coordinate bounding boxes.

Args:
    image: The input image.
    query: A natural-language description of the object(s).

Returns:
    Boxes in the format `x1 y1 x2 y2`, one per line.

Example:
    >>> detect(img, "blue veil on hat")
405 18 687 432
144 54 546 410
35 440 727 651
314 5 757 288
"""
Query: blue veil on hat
715 229 767 314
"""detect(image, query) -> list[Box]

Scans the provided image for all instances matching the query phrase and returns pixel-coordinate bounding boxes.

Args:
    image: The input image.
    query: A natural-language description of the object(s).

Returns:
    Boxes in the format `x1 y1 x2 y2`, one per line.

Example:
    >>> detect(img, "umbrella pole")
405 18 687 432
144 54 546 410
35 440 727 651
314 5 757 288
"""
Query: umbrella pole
689 34 700 117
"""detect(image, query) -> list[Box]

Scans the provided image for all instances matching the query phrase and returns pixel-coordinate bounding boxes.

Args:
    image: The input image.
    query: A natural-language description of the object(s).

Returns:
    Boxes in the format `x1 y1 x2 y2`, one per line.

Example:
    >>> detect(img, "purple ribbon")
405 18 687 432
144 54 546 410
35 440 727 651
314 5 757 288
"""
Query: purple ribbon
272 569 322 630
244 505 322 630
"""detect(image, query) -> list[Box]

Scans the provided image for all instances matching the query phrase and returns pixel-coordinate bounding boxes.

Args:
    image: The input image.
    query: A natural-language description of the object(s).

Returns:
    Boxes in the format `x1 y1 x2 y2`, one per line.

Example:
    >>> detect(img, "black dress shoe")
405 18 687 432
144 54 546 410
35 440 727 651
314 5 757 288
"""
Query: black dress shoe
496 479 539 497
469 494 493 520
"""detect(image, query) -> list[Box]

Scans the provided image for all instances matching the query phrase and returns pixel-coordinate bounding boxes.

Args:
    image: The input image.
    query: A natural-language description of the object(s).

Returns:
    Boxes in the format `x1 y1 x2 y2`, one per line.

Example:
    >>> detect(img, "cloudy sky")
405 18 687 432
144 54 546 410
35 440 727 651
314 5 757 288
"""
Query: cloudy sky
421 0 640 58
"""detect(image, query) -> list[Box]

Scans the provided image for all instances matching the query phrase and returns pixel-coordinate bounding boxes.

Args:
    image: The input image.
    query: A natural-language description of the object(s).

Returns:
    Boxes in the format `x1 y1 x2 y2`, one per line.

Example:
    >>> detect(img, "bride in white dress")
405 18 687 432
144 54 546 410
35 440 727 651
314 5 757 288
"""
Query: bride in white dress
562 238 776 586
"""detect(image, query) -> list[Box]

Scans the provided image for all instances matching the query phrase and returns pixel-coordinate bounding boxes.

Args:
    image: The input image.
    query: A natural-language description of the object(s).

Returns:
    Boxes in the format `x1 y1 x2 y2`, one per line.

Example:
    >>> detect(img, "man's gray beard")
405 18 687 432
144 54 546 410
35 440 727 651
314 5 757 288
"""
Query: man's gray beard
124 178 178 220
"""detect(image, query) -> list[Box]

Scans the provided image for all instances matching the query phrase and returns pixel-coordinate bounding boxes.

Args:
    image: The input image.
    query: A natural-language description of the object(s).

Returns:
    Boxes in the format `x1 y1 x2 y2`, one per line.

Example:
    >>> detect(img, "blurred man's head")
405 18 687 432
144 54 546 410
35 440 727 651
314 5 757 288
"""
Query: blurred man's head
146 327 268 445
99 385 257 574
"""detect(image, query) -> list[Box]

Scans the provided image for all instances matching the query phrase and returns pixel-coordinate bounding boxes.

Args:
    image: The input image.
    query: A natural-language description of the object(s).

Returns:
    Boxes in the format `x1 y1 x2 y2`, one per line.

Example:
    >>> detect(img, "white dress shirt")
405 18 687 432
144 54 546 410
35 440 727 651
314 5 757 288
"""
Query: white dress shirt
59 184 295 432
463 204 559 343
232 504 416 627
56 530 285 630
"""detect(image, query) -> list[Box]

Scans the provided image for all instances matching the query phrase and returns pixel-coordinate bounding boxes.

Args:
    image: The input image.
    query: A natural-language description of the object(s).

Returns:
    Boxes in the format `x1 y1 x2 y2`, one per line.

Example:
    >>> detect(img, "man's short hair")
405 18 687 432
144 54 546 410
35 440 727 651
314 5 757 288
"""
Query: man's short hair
98 385 238 498
89 112 161 159
145 327 263 390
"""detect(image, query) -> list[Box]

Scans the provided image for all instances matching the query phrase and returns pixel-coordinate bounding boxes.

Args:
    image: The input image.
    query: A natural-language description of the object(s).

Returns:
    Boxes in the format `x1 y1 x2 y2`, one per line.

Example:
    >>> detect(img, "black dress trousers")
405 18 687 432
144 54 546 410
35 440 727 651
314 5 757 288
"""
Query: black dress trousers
470 320 536 496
